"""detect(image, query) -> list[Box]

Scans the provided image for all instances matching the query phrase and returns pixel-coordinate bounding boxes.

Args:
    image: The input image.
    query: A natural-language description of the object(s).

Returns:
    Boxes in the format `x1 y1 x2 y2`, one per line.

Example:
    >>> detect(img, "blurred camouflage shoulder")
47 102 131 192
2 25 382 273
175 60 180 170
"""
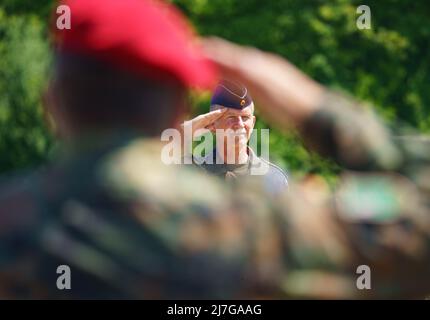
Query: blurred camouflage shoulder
0 136 277 298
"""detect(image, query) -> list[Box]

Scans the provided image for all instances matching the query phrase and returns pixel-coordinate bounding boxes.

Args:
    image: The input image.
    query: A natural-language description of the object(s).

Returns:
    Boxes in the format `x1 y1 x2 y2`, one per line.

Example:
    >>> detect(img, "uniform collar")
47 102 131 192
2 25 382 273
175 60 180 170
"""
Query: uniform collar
205 146 260 176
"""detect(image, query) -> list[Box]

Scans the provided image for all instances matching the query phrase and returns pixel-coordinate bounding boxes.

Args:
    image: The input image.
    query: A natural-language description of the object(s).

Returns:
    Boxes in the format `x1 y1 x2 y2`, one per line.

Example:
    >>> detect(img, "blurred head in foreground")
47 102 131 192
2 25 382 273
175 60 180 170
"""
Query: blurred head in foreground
47 0 217 141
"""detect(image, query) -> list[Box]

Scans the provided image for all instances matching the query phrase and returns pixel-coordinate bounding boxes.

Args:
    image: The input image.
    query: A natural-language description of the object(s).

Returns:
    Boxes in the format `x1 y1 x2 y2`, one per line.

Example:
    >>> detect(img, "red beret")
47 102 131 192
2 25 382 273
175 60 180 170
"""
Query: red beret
52 0 217 88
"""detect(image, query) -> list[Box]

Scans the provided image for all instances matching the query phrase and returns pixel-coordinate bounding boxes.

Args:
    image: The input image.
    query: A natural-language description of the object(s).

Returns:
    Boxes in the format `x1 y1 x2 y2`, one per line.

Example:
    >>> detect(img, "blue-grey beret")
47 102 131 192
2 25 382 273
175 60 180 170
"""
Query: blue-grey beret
210 80 253 110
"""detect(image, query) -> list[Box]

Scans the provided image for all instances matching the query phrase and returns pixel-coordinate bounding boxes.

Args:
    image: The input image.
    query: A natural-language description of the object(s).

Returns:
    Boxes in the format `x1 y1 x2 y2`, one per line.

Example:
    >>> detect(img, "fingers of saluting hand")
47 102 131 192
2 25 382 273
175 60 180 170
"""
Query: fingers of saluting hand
182 108 227 135
195 108 228 128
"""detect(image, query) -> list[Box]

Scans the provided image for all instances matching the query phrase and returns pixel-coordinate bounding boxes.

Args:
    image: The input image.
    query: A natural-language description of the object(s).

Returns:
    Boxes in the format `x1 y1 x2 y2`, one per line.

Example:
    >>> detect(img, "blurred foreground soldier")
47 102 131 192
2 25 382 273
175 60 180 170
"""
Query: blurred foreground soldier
0 0 430 299
191 79 288 195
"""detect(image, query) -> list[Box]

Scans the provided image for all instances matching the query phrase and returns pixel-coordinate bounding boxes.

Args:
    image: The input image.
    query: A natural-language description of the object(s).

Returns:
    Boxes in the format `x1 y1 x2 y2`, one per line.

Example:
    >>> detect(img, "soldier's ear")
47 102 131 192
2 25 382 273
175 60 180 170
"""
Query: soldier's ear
252 115 256 127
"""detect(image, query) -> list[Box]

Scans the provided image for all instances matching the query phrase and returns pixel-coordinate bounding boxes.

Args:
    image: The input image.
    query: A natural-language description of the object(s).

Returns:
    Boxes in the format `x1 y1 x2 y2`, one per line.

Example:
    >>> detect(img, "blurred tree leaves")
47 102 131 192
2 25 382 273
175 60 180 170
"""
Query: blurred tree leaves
0 0 54 18
0 8 53 173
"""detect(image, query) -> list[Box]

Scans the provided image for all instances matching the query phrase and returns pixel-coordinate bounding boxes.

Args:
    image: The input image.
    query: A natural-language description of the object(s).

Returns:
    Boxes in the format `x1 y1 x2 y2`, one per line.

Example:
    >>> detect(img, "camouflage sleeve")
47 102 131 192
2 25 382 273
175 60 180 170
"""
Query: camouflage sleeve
269 90 430 298
97 135 430 299
270 174 430 299
300 91 405 171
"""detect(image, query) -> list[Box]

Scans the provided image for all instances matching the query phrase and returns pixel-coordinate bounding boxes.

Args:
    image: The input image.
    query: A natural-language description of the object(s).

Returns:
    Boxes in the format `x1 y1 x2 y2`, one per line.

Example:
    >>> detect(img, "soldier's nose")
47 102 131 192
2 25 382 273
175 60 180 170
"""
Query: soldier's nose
237 117 245 127
232 122 245 131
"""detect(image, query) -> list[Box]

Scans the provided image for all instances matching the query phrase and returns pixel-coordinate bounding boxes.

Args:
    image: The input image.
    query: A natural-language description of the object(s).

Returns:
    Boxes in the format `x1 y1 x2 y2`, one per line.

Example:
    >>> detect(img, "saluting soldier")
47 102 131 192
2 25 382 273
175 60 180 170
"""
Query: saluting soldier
190 79 288 196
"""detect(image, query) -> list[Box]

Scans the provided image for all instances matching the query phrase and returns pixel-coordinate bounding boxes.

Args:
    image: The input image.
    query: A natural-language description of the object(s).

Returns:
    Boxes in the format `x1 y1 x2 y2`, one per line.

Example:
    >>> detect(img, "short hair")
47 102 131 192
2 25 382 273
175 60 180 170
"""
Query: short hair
210 102 254 114
50 51 186 136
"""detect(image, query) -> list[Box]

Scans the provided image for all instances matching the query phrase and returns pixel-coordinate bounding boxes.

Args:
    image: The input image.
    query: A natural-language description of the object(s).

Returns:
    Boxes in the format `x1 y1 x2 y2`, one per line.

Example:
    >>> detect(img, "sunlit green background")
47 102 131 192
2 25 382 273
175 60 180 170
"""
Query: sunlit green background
0 0 429 183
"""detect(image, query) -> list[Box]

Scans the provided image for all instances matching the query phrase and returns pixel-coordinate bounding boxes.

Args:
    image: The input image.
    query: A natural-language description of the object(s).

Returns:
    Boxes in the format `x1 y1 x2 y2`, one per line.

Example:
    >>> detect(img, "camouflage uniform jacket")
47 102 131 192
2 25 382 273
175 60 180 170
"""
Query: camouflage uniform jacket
0 92 430 299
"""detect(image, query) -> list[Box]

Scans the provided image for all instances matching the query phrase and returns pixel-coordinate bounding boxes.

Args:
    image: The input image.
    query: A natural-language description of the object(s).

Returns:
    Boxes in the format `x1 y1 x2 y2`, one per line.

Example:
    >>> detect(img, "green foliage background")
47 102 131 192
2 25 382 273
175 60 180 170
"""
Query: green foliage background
0 0 429 181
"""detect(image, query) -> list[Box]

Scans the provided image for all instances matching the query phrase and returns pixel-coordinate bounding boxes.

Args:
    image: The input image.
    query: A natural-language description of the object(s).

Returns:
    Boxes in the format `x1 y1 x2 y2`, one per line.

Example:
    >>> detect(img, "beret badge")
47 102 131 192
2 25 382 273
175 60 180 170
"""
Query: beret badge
210 79 253 110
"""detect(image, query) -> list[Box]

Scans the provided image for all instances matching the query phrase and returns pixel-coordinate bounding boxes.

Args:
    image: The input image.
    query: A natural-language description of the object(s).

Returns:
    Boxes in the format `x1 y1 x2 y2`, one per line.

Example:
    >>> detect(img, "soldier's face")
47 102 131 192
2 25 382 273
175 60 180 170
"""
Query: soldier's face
213 105 256 151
